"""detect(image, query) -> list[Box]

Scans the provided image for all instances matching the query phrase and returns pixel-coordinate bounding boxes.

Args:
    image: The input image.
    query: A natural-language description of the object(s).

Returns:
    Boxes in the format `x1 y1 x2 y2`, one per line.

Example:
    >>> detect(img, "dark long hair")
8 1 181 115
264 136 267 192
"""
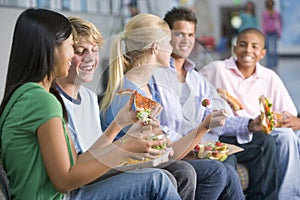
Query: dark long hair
0 8 72 116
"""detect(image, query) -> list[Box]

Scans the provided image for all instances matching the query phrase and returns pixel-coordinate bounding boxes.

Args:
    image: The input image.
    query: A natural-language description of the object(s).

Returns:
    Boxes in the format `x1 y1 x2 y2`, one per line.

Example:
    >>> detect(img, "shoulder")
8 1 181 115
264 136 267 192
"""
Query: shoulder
200 59 228 73
257 64 283 81
17 83 61 111
79 86 98 101
3 83 63 132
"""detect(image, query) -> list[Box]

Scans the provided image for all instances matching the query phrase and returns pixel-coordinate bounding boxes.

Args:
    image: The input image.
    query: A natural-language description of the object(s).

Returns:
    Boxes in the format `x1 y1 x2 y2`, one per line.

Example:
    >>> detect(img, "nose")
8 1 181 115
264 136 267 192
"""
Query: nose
83 52 94 62
244 44 252 53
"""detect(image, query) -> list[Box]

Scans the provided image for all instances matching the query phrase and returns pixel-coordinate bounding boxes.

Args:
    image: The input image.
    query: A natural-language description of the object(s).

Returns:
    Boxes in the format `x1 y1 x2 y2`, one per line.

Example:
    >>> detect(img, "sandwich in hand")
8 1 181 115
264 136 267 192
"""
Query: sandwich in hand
259 95 275 134
217 88 244 111
117 89 160 123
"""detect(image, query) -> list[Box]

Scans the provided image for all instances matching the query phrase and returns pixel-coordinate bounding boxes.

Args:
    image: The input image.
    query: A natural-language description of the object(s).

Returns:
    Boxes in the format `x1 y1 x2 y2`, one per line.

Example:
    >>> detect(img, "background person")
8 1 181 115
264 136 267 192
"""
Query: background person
238 1 258 32
262 0 282 71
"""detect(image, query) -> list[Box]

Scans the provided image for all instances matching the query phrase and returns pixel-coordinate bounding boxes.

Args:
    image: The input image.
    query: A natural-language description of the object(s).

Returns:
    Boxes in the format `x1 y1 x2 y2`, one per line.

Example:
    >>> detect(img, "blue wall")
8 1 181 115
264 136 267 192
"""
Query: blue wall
281 0 300 45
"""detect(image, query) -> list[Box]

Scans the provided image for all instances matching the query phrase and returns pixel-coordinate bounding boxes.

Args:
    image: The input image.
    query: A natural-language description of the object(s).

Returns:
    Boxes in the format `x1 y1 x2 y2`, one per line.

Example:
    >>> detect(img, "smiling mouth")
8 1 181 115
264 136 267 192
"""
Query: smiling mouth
242 56 253 62
80 65 94 72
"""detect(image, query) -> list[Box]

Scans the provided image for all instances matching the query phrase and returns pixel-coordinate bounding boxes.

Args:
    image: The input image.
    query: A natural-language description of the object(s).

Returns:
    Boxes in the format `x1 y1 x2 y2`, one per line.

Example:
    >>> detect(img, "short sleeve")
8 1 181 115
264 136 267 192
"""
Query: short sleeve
18 88 64 134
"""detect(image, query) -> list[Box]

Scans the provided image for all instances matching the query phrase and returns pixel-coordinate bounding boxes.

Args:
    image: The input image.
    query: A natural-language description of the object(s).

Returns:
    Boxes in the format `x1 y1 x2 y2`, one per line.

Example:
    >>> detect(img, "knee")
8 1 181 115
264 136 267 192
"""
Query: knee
172 160 196 180
257 133 277 151
273 128 297 143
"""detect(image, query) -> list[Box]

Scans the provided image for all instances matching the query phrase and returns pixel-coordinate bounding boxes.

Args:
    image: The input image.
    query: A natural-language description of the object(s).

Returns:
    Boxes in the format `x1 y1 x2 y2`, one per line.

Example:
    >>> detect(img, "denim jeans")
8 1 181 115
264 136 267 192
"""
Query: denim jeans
69 168 180 200
220 132 278 200
161 160 196 200
186 159 244 200
266 32 279 69
271 128 300 199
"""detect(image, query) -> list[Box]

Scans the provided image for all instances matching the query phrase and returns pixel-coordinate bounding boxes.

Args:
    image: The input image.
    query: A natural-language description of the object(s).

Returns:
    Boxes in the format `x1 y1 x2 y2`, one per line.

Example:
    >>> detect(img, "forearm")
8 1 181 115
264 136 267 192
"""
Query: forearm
169 123 208 160
78 139 127 165
54 142 128 192
97 119 122 147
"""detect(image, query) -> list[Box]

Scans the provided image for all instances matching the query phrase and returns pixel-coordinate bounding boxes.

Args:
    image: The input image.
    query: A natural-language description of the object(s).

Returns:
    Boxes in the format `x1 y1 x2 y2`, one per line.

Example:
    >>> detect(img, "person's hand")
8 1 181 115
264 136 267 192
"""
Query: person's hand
248 115 263 132
114 95 137 128
281 111 300 131
202 109 229 130
116 132 167 158
126 120 162 138
148 103 163 119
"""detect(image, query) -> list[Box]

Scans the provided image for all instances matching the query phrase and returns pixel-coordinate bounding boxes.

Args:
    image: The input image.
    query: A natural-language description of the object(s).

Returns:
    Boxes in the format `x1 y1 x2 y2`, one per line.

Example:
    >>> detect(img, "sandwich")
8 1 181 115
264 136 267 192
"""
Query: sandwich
217 88 244 111
193 141 229 161
117 89 160 123
259 95 275 134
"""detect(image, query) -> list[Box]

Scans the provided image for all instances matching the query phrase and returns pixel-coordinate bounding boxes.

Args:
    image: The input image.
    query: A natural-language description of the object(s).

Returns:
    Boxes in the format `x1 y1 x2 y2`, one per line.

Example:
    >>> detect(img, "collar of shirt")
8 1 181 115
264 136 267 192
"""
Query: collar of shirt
169 57 196 72
225 56 267 80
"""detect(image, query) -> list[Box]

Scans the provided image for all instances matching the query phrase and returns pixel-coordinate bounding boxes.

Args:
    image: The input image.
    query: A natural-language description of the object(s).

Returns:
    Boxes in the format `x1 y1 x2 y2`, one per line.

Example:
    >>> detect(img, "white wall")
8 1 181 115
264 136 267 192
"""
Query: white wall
0 6 122 100
0 7 21 101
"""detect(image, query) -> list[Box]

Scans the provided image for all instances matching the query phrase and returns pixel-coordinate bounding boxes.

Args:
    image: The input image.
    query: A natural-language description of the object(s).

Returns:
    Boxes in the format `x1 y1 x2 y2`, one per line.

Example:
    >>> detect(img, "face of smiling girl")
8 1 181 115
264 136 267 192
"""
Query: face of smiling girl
67 38 100 85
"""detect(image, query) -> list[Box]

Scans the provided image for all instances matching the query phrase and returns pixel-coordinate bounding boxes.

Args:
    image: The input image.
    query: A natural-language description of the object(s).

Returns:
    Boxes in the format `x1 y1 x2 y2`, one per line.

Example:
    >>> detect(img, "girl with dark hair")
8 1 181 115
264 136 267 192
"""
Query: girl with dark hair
238 1 258 32
0 8 180 200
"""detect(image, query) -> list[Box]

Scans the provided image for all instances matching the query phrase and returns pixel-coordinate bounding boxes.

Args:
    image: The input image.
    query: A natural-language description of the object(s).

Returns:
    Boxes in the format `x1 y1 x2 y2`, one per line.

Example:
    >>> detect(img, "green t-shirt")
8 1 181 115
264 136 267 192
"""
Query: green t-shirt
0 83 73 200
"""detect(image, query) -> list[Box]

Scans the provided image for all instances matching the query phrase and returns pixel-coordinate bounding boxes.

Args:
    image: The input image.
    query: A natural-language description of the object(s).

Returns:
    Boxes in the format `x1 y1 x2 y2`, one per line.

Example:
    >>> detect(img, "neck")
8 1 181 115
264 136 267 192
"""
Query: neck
173 57 187 82
38 77 53 91
125 64 156 87
55 78 81 100
237 64 256 79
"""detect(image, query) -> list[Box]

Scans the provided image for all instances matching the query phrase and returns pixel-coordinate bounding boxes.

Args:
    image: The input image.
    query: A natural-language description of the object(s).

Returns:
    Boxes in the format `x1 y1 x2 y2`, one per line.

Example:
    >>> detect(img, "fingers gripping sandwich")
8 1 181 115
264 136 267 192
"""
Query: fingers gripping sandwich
117 89 160 123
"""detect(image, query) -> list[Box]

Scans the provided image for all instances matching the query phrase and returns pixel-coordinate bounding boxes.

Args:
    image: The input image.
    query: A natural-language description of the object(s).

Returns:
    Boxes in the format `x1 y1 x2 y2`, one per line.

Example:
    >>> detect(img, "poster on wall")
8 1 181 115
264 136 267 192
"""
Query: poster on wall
280 0 300 46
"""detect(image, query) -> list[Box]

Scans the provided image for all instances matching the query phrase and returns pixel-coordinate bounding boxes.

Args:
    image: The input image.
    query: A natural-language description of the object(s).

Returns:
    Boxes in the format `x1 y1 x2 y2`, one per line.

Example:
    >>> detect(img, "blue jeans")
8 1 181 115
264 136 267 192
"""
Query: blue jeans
220 132 278 200
161 160 196 200
69 168 180 200
270 128 300 199
266 32 279 69
186 159 244 200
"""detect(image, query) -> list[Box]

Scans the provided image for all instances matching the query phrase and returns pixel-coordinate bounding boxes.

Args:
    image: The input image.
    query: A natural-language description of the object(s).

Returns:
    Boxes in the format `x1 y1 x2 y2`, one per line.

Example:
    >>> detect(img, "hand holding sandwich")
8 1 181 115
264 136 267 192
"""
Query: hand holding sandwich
280 111 300 131
247 115 265 133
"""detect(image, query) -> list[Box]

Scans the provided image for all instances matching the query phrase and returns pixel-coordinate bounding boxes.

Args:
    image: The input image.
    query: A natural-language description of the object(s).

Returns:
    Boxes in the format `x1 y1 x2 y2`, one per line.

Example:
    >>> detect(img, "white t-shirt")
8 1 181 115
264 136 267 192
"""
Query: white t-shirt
58 85 102 153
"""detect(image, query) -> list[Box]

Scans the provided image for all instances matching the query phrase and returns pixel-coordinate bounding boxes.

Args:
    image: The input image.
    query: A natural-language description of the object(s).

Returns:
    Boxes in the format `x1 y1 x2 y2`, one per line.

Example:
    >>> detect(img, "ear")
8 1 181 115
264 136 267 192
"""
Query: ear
260 48 266 59
151 42 159 55
233 45 237 55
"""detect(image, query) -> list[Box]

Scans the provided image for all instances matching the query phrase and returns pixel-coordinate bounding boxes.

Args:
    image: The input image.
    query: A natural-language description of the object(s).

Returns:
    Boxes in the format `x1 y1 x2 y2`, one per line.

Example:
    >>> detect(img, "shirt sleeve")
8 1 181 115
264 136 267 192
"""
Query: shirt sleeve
221 116 253 144
24 91 63 134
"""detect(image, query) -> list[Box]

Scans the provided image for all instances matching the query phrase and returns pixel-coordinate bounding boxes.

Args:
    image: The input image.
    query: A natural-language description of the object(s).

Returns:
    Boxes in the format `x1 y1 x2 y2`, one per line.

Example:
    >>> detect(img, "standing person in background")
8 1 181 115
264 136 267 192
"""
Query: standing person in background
0 8 181 200
262 0 282 72
128 0 139 17
238 1 258 32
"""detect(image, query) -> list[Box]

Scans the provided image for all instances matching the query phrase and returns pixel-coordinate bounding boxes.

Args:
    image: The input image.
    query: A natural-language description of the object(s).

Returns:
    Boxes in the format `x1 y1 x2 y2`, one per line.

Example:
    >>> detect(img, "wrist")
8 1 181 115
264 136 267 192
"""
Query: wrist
248 119 253 132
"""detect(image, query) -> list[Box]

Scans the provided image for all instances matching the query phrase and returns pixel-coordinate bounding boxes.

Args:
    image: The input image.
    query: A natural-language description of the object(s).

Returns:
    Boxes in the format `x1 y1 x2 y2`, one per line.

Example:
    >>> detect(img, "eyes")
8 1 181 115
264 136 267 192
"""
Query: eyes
172 31 195 38
237 42 260 49
74 46 99 56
